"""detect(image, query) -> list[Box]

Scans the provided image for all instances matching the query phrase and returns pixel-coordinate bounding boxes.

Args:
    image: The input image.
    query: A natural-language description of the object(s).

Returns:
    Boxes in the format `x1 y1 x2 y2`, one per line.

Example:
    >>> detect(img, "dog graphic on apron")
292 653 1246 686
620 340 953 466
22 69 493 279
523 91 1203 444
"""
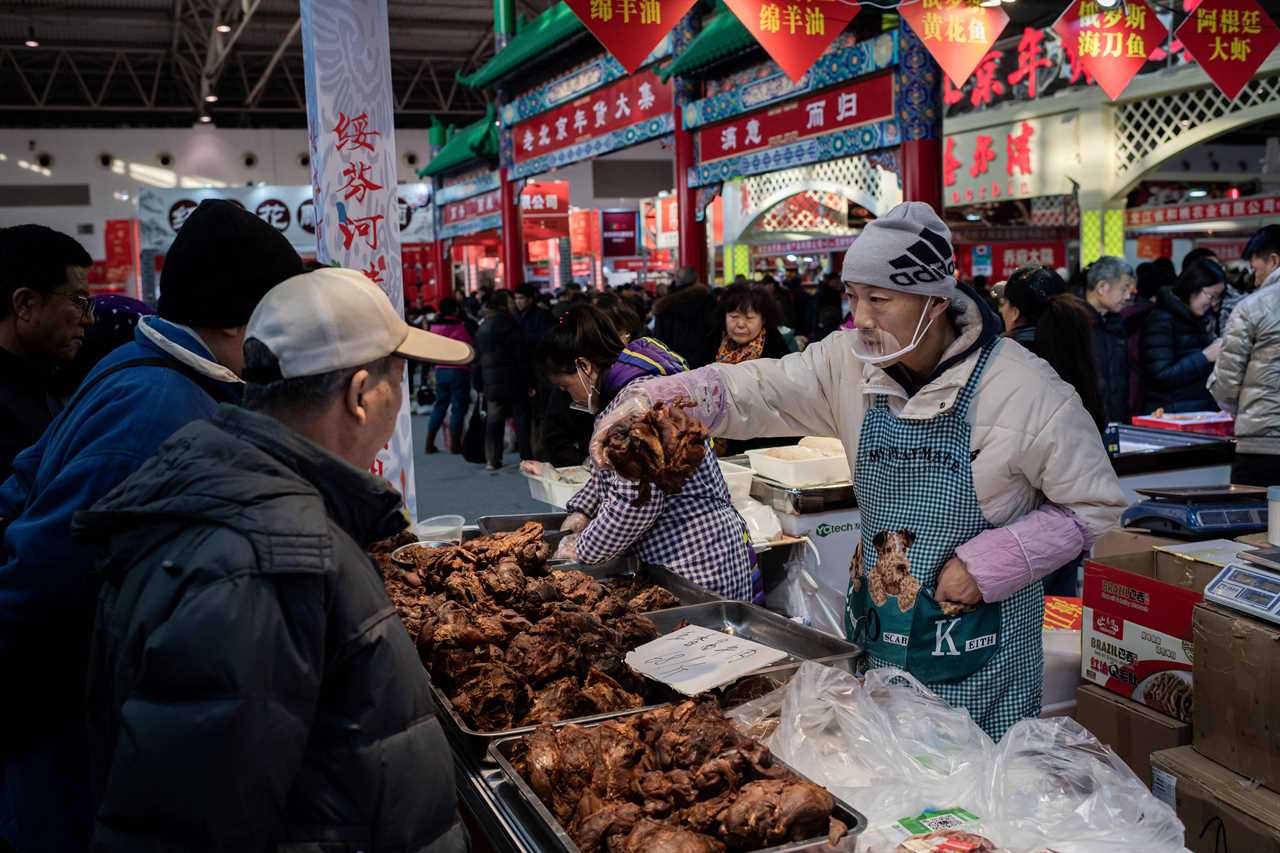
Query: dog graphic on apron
845 341 1043 740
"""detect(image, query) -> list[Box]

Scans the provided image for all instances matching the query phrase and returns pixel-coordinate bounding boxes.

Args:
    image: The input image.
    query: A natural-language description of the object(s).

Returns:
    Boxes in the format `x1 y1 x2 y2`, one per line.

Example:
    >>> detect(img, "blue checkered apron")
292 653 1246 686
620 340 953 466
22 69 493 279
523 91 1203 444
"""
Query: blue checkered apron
844 341 1043 740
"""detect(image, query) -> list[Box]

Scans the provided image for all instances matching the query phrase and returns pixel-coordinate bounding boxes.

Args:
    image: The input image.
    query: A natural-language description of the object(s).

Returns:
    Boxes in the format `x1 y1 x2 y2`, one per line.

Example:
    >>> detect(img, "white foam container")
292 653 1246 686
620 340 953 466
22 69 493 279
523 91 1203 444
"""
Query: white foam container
719 460 755 504
526 466 589 509
745 437 851 487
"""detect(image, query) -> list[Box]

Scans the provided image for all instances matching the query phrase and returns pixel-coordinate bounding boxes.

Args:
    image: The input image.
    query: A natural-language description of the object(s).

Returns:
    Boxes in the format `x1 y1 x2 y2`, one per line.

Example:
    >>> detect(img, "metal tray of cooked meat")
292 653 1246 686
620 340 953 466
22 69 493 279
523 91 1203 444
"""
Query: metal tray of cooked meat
645 602 862 671
559 560 726 608
390 529 574 570
487 726 867 853
476 512 570 535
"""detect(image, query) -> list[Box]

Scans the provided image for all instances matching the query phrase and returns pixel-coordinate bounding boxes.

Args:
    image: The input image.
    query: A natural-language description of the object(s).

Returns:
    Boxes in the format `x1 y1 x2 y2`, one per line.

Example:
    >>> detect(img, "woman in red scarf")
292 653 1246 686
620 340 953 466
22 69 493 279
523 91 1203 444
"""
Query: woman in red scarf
714 283 793 364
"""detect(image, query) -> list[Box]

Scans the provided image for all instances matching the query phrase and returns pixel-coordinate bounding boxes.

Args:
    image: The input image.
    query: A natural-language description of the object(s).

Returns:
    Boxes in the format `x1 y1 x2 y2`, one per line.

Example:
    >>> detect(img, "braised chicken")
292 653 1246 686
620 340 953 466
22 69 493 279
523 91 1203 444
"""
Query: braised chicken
603 399 708 505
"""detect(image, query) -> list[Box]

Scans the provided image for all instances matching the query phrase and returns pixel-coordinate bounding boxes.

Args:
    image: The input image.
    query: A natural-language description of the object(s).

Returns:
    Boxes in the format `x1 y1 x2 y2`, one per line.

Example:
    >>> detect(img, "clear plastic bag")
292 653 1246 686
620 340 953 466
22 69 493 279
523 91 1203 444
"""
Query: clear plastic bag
769 544 846 638
737 497 782 545
981 717 1184 852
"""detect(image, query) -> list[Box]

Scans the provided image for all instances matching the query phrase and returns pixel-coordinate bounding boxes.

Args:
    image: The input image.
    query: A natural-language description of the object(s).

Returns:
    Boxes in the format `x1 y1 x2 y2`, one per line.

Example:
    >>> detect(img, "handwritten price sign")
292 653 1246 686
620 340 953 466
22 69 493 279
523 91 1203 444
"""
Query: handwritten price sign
624 623 789 696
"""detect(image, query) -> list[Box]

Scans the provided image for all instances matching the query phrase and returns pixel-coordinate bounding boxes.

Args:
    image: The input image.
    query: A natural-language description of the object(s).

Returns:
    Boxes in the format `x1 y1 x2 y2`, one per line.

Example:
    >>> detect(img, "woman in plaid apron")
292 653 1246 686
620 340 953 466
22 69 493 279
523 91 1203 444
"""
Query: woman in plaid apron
587 203 1127 740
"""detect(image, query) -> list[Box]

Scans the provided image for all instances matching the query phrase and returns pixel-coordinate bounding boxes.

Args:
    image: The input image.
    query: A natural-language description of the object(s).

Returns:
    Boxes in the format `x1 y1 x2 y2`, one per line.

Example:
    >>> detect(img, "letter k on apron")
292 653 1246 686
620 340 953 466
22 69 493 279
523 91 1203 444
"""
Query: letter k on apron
845 341 1043 740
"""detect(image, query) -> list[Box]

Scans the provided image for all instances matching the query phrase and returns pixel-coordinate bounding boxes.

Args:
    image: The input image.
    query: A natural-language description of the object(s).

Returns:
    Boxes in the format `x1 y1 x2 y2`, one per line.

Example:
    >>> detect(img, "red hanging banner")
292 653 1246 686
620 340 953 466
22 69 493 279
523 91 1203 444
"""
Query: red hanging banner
1176 0 1280 101
565 0 698 73
1053 0 1168 101
898 0 1009 87
520 181 571 241
723 0 862 83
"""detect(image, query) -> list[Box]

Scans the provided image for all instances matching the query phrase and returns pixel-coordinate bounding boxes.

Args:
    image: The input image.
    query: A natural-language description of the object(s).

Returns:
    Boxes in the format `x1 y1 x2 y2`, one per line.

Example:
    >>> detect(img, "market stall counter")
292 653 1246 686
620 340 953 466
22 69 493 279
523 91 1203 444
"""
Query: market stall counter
1109 424 1234 502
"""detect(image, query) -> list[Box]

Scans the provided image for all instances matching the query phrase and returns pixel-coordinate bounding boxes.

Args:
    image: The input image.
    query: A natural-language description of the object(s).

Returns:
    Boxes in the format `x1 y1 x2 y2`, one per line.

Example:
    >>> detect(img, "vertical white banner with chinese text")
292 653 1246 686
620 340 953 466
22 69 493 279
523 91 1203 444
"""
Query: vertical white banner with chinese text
300 0 418 518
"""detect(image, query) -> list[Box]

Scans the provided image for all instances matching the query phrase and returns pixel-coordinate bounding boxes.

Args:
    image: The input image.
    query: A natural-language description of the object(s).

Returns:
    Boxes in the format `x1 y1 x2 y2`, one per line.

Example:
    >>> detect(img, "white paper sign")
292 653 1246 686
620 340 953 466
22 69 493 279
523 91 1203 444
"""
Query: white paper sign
624 624 789 697
1154 539 1256 569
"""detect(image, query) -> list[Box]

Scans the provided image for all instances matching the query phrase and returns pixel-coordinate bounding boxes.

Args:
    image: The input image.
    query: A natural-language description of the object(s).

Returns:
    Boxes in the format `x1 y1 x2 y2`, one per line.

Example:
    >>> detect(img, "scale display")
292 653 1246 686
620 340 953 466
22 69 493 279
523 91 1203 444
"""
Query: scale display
1121 485 1269 538
1206 562 1280 625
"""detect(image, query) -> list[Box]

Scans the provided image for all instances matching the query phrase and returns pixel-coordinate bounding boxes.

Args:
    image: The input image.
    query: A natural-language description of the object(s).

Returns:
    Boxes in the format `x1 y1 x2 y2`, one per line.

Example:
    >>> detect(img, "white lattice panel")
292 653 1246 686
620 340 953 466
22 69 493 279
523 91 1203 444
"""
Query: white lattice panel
739 154 901 219
1115 71 1280 178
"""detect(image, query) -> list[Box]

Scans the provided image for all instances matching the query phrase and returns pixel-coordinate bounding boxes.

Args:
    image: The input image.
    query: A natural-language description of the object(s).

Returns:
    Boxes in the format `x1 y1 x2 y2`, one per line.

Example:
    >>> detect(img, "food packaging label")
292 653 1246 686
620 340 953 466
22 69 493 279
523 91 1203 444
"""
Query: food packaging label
1081 557 1201 722
1151 766 1176 807
623 623 788 696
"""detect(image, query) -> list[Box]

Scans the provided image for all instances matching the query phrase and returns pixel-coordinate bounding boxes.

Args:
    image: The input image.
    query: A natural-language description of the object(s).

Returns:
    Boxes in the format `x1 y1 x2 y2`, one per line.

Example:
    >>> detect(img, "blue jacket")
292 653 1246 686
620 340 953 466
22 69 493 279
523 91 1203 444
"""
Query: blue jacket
0 317 241 853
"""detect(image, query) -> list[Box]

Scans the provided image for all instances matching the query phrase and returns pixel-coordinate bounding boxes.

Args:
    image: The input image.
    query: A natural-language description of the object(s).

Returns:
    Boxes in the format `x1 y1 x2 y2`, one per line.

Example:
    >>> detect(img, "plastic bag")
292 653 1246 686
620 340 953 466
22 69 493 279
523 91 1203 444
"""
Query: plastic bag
981 717 1184 852
736 498 782 545
757 663 994 827
770 542 846 638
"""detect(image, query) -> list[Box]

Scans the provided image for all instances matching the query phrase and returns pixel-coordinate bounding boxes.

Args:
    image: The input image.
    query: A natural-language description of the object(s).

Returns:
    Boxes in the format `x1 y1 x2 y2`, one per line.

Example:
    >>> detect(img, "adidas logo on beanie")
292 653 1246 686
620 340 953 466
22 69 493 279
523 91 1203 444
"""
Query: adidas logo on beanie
841 202 958 300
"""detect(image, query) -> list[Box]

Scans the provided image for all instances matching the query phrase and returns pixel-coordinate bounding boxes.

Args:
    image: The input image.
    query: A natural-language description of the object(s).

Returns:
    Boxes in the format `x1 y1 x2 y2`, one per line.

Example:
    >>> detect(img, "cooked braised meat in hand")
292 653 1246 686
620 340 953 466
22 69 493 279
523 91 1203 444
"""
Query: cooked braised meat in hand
603 399 708 505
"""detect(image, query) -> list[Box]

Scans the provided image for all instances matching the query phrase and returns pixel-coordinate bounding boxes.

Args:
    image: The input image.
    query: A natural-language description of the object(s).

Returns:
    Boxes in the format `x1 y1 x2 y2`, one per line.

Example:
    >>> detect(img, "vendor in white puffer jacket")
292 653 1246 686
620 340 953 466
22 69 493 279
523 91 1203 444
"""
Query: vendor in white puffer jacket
590 203 1126 740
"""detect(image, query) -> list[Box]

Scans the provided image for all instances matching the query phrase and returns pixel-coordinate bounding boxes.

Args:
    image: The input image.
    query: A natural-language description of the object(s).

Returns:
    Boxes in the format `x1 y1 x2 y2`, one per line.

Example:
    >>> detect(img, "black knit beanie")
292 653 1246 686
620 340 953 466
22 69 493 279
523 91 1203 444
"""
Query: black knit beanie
158 199 304 328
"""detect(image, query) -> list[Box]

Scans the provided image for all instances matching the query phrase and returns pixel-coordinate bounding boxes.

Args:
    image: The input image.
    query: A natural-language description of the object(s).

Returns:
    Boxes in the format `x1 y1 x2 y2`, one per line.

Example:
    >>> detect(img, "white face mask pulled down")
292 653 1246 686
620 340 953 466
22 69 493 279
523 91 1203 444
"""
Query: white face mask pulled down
850 296 939 366
570 364 600 415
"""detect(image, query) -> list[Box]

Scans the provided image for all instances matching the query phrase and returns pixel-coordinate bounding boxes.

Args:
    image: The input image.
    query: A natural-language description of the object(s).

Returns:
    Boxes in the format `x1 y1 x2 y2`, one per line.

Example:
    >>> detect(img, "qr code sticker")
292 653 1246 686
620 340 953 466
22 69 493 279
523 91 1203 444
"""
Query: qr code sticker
921 814 966 832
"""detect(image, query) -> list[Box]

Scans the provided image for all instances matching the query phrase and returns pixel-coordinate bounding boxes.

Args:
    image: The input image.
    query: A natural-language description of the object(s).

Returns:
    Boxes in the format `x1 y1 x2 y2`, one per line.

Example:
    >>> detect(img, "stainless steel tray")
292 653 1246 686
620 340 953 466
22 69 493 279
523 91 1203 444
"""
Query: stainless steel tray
646 602 862 671
488 726 866 852
562 560 726 607
476 512 569 535
750 476 856 516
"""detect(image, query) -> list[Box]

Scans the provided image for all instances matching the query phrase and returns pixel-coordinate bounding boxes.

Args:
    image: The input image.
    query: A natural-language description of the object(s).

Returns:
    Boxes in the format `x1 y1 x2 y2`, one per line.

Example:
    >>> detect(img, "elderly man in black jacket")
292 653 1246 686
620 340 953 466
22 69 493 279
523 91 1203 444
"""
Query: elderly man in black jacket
1083 256 1136 424
75 268 473 853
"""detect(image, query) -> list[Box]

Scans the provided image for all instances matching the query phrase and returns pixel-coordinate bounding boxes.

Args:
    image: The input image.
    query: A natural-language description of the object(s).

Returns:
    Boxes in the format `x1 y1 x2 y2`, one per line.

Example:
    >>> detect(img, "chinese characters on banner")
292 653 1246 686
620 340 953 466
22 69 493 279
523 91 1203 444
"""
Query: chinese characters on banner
513 69 672 164
697 72 894 162
442 189 503 227
570 209 603 256
520 181 571 240
1176 0 1280 100
1124 194 1280 226
957 242 1064 279
942 117 1078 207
565 0 697 72
657 196 679 249
300 0 417 516
1052 0 1167 100
898 0 1010 87
723 0 862 83
602 210 639 257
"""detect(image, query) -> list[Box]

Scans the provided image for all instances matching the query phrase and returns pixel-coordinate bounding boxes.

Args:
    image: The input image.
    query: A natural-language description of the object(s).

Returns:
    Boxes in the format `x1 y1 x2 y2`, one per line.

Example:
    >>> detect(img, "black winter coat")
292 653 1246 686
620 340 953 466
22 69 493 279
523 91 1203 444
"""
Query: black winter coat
1141 287 1217 414
74 405 466 853
473 310 530 402
652 284 716 368
0 345 59 480
1087 303 1131 424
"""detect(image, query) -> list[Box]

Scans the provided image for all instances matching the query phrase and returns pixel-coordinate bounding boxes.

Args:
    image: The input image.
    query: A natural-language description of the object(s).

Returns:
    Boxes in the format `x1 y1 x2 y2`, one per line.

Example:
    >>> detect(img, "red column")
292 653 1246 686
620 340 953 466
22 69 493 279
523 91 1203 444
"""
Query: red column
499 166 523 288
901 139 943 210
673 105 706 279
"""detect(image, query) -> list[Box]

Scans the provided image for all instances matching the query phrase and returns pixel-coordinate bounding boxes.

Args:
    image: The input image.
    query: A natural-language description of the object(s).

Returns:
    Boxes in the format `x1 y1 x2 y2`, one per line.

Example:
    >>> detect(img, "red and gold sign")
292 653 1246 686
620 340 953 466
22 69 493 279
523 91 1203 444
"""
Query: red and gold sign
697 72 893 163
570 209 603 256
723 0 862 83
512 69 671 165
1053 0 1167 100
1176 0 1280 101
565 0 698 73
441 189 502 226
899 0 1010 87
520 181 571 241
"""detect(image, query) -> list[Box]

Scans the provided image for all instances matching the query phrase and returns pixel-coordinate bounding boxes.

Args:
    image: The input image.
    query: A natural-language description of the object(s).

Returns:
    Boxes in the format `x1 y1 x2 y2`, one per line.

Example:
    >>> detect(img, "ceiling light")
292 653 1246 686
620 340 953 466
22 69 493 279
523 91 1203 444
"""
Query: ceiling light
965 213 982 221
205 94 218 103
1187 188 1208 198
1096 0 1120 7
980 0 1000 6
199 114 212 123
215 23 232 33
24 26 38 48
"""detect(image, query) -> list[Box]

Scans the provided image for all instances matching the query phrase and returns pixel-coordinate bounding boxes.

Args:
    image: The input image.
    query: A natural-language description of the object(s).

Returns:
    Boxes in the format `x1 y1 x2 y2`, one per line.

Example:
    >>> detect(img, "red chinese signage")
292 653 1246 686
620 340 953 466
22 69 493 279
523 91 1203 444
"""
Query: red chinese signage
442 188 503 226
899 0 1010 88
513 69 671 164
1053 0 1167 100
103 219 136 289
565 0 698 73
1125 194 1280 226
1176 0 1280 101
956 242 1064 279
943 118 1057 206
520 181 571 241
724 0 862 83
1136 235 1172 260
571 209 603 256
698 72 894 163
602 210 639 257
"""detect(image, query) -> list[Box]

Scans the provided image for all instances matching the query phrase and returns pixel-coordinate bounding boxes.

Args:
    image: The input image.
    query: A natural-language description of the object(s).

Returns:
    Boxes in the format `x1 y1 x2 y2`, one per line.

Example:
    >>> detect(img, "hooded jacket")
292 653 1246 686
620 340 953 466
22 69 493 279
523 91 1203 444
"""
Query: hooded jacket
0 317 241 853
75 405 465 853
1210 271 1280 454
1141 286 1216 414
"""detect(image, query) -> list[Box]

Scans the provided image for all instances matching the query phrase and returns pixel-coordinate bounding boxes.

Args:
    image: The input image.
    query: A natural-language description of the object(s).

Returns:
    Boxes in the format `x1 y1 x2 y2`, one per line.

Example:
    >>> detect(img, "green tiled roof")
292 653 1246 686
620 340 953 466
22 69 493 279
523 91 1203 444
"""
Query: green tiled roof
658 2 756 82
417 107 498 177
458 3 587 90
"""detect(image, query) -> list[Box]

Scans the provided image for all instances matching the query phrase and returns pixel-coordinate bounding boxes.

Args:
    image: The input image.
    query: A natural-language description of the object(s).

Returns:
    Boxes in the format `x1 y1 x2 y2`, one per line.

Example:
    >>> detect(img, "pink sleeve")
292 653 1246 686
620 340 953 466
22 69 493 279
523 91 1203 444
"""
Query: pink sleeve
954 504 1093 603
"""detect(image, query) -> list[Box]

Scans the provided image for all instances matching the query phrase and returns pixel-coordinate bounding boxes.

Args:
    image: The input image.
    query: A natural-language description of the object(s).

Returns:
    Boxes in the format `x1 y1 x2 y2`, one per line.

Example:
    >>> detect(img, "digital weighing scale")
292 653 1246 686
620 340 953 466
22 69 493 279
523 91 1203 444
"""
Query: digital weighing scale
1205 549 1280 626
1120 485 1269 538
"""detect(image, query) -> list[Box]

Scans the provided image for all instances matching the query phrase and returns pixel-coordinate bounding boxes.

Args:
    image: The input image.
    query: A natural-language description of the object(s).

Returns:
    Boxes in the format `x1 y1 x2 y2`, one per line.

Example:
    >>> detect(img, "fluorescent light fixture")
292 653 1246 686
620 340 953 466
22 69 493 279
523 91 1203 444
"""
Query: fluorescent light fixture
199 114 212 123
1187 188 1208 198
24 27 38 48
215 23 232 33
965 213 982 221
205 94 218 103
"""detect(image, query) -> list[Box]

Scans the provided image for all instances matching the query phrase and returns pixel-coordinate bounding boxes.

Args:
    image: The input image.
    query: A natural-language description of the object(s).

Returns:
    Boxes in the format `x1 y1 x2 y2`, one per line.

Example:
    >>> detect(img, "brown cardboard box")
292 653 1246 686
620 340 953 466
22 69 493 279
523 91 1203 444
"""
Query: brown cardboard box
1092 529 1180 559
1154 549 1230 593
1076 684 1191 788
1193 602 1280 793
1150 746 1280 853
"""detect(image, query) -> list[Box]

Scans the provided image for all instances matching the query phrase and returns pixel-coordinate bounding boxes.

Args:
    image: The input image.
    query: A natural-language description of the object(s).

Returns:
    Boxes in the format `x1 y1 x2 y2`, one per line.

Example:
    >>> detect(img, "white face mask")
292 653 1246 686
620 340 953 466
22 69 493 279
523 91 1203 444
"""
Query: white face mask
570 364 600 415
850 296 939 366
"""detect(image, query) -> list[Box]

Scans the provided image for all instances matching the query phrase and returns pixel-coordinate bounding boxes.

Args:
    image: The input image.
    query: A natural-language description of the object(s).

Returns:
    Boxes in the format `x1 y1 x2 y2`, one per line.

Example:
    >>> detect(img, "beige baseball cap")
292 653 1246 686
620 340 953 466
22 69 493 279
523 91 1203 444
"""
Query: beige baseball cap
246 267 473 379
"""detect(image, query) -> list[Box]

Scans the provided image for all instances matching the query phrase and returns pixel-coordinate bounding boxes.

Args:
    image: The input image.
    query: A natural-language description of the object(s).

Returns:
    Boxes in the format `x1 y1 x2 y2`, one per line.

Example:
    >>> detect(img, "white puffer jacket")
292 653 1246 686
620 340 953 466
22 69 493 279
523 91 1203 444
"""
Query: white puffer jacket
708 296 1127 544
1209 273 1280 455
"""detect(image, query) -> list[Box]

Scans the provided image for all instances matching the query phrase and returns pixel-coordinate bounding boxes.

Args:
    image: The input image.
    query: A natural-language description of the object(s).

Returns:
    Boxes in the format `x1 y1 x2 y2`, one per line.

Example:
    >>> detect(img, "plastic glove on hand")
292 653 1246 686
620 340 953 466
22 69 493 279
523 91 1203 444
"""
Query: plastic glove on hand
560 512 590 533
935 557 983 615
587 388 654 469
553 534 578 562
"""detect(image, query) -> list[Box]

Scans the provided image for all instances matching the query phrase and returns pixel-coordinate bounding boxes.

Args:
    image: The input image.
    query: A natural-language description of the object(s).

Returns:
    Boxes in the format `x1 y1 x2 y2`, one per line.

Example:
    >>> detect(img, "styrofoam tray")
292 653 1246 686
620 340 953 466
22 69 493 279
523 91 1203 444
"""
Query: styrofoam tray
719 460 755 504
746 438 850 487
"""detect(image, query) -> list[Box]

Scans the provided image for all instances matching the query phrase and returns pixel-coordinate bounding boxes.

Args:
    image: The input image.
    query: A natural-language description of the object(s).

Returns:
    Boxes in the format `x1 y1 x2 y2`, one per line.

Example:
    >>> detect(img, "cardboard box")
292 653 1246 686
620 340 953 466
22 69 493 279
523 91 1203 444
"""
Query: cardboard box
1193 602 1280 793
1151 746 1280 853
1153 539 1256 593
1075 684 1191 787
1091 528 1181 559
1081 552 1201 722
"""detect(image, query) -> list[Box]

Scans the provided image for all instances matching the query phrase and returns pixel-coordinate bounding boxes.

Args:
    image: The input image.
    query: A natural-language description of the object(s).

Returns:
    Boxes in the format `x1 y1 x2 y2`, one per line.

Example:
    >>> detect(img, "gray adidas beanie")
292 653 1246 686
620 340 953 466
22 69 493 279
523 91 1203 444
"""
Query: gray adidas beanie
841 202 958 299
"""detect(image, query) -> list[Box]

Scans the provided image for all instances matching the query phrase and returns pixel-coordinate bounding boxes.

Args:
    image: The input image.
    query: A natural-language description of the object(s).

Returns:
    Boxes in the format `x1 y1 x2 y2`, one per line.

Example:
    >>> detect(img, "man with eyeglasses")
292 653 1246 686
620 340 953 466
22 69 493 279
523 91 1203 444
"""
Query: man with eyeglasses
0 225 93 480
